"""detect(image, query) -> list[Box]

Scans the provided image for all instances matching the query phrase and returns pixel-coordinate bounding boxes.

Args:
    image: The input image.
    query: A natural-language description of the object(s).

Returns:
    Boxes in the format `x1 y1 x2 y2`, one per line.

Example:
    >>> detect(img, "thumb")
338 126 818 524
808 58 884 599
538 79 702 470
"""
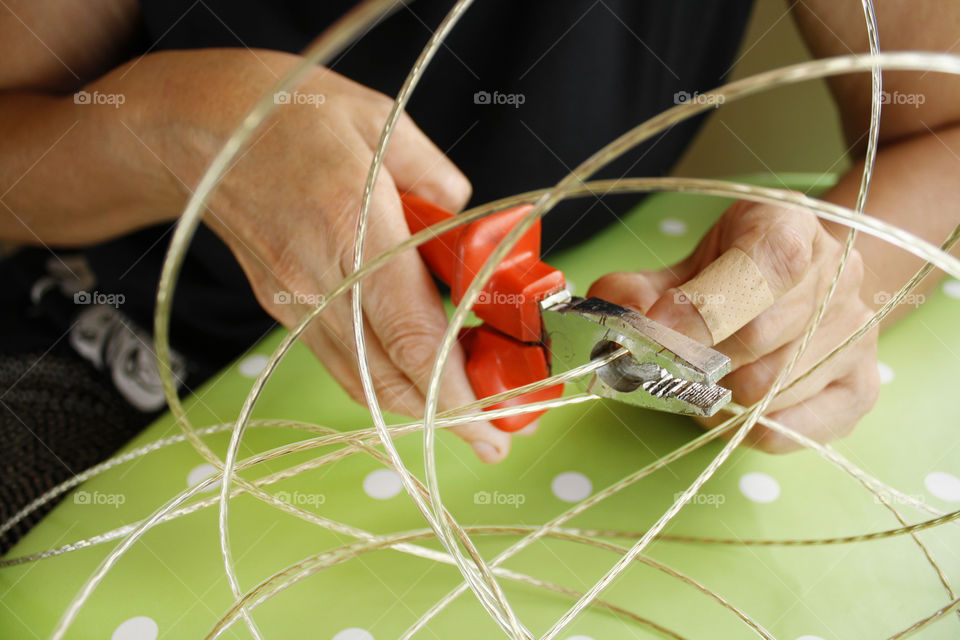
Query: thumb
587 260 693 314
378 112 472 213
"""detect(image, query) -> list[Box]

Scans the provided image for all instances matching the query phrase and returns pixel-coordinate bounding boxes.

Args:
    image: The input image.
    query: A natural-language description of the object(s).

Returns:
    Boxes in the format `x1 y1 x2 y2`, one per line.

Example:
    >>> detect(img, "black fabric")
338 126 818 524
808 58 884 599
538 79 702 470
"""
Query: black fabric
0 349 159 553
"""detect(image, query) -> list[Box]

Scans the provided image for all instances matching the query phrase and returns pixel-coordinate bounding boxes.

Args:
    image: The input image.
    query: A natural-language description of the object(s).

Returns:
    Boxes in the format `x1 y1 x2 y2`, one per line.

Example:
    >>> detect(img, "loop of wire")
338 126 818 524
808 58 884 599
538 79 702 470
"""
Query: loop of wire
0 1 956 638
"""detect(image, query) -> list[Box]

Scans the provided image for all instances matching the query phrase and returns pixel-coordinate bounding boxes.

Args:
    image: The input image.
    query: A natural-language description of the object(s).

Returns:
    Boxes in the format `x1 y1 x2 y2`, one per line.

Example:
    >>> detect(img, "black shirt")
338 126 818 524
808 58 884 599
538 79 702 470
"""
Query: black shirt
1 0 753 389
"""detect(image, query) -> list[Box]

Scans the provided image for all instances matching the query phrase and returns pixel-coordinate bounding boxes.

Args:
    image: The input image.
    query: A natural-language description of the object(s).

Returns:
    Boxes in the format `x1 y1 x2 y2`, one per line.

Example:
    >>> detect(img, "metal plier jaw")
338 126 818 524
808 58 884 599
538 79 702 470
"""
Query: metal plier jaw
541 292 731 417
401 192 732 431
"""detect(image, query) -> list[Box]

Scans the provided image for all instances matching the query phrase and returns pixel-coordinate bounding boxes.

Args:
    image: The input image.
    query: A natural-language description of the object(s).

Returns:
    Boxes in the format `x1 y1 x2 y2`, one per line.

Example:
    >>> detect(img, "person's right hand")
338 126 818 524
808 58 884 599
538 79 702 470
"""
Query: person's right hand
90 48 511 462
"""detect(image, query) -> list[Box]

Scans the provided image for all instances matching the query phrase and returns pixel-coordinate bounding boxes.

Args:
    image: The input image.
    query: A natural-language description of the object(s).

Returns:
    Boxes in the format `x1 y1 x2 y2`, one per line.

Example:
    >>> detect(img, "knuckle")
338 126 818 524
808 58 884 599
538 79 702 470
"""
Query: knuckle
364 91 397 123
266 251 306 295
381 315 445 380
390 334 438 379
760 221 814 291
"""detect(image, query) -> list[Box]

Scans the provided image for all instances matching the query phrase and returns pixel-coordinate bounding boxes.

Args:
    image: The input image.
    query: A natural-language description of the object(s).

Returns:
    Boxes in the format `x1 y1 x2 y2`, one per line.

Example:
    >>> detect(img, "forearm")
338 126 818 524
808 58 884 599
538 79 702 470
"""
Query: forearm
820 125 960 325
0 87 182 247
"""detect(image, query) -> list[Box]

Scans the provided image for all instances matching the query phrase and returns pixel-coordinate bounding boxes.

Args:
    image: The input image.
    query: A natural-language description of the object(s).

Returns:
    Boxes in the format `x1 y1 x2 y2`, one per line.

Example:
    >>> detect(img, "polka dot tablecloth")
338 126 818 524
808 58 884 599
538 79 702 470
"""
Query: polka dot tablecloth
3 175 960 639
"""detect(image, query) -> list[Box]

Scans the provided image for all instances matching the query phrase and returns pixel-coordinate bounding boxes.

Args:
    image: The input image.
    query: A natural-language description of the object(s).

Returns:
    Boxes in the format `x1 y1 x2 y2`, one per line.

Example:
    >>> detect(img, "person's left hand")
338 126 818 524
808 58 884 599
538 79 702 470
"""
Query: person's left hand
588 201 880 452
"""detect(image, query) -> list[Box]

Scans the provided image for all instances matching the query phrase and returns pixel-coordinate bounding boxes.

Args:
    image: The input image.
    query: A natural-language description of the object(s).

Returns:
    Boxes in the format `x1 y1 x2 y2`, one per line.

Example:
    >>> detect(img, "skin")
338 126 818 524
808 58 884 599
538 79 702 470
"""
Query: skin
1 1 957 460
592 1 960 452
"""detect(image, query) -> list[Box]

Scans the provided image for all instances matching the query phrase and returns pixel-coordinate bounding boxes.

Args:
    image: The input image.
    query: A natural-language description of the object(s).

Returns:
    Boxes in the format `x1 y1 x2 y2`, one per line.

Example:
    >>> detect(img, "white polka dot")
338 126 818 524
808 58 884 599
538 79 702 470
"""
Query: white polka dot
738 472 781 503
551 472 592 503
333 629 374 640
943 279 960 299
112 616 159 640
877 361 895 384
796 636 825 640
659 218 687 236
925 471 960 502
186 463 220 493
238 354 269 378
363 469 402 500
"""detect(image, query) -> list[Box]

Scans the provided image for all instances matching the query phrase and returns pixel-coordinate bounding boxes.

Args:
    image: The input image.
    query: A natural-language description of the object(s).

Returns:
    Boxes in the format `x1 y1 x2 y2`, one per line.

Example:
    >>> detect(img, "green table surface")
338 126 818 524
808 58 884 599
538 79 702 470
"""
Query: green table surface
3 174 960 640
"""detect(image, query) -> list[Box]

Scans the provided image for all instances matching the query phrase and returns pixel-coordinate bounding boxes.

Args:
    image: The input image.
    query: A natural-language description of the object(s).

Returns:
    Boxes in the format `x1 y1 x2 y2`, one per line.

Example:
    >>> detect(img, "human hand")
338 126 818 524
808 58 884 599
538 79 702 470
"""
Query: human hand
106 49 511 461
588 201 880 452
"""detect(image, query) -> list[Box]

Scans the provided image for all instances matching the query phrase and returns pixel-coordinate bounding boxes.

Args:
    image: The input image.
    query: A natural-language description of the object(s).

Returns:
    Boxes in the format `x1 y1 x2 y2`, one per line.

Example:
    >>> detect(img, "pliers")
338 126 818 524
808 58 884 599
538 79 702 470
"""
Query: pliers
401 193 732 432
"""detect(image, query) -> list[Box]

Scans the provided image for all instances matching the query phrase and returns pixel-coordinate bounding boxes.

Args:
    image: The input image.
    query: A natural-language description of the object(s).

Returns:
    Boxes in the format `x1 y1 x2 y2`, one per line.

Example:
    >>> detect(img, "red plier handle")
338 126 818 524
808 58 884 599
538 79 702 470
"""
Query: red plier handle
401 193 565 432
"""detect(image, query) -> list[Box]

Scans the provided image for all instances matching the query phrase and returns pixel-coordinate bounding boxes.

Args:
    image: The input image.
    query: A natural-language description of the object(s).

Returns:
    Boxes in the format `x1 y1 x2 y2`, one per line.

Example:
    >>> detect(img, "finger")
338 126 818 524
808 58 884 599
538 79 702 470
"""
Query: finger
723 302 877 408
586 249 703 311
352 97 472 212
717 247 864 370
356 315 511 464
714 287 816 371
299 316 375 405
645 207 820 346
586 271 669 314
358 178 510 462
744 365 880 454
297 264 512 464
311 311 512 464
269 281 430 417
328 306 431 416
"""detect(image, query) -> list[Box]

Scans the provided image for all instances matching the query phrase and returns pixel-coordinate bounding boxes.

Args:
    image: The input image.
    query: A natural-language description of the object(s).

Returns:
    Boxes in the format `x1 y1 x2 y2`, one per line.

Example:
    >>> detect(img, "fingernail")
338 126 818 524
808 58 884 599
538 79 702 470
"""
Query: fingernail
471 441 500 463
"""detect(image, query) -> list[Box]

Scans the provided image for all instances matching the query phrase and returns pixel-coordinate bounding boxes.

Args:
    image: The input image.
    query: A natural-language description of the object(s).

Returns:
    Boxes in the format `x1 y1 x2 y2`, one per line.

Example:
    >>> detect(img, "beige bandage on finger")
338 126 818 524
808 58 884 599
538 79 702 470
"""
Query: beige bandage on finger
677 246 774 344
